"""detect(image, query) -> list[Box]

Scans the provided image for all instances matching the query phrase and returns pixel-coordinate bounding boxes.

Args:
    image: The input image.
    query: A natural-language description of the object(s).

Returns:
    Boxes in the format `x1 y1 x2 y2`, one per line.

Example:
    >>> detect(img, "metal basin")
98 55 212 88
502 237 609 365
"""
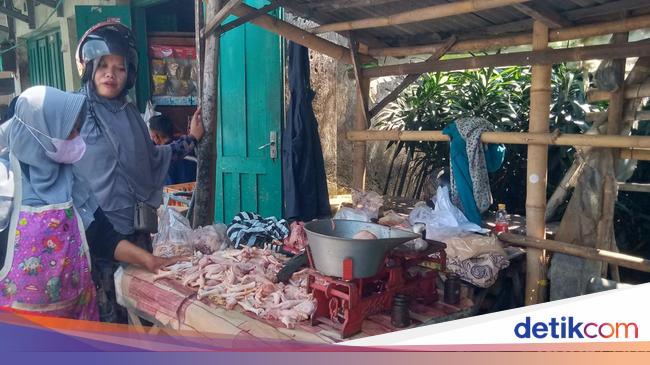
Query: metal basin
304 219 420 279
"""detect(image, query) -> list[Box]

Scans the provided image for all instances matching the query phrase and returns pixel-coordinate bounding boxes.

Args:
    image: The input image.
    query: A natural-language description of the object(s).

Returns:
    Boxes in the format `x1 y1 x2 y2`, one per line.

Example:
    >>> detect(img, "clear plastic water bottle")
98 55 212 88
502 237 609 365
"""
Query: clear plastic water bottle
494 203 509 234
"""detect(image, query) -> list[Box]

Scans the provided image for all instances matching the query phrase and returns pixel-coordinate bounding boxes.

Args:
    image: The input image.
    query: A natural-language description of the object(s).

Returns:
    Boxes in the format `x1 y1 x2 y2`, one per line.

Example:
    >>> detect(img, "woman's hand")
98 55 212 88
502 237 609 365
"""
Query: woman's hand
145 255 189 273
189 107 204 141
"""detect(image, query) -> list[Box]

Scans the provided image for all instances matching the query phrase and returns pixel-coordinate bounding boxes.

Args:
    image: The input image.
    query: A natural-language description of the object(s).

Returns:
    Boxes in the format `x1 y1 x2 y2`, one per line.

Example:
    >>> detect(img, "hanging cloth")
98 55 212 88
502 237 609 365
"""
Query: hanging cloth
282 42 331 222
443 117 505 225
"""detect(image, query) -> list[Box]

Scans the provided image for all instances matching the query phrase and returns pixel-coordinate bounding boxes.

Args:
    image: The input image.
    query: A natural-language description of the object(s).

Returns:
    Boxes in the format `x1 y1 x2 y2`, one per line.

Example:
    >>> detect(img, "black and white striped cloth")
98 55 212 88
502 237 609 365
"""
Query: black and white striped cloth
226 211 290 252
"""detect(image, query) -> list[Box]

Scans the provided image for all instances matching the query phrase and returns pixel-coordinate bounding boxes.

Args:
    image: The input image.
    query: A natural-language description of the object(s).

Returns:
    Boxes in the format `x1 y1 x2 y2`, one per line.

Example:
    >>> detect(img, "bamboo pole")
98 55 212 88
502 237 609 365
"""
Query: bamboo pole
587 79 650 102
545 158 587 221
364 40 650 78
618 182 650 193
620 148 650 160
352 76 370 191
586 110 650 122
346 130 650 149
524 21 551 305
498 233 650 274
310 0 527 34
367 14 650 57
229 3 375 65
368 36 456 118
599 32 628 281
193 0 220 228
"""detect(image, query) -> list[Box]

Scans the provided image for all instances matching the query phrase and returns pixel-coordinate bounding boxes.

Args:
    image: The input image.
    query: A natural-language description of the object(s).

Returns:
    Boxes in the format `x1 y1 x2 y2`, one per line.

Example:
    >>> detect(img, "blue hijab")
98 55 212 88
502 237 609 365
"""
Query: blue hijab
3 86 98 228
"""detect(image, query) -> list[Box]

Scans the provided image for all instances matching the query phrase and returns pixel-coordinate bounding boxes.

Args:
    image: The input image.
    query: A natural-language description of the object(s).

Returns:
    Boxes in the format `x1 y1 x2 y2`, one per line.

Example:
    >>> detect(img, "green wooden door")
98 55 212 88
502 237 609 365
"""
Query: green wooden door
27 31 66 90
74 5 132 40
215 1 283 223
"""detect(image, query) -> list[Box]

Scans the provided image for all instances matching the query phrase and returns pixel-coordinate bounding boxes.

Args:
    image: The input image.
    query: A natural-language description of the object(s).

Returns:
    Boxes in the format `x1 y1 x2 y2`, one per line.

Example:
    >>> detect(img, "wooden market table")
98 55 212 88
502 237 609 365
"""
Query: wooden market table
116 265 475 344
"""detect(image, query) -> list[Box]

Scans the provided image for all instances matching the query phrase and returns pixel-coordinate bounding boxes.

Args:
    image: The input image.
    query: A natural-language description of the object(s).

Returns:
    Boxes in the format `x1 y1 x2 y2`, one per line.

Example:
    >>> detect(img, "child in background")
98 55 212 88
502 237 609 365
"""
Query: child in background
148 114 197 185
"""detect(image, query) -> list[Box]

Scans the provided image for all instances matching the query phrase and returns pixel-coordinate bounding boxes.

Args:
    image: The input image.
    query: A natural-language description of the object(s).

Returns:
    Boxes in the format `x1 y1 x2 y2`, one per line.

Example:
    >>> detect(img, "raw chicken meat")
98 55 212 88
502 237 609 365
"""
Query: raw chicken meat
353 230 378 240
283 221 308 254
155 247 316 328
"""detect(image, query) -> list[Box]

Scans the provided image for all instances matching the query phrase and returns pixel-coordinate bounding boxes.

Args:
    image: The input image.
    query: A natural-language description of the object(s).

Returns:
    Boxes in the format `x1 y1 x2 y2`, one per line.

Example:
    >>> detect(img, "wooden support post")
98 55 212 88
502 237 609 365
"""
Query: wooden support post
598 32 628 281
498 233 650 274
352 76 370 191
369 36 456 118
193 0 220 228
349 33 369 129
525 21 551 305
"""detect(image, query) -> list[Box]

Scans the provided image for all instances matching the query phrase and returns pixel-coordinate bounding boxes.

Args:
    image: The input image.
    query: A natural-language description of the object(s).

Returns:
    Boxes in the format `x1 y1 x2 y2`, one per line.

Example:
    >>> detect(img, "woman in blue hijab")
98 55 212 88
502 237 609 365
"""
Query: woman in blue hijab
73 21 202 322
0 86 178 320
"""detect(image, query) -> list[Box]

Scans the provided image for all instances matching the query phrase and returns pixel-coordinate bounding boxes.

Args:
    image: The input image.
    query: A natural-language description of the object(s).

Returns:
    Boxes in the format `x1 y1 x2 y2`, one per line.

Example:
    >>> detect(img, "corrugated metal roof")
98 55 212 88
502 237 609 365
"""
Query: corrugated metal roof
284 0 650 49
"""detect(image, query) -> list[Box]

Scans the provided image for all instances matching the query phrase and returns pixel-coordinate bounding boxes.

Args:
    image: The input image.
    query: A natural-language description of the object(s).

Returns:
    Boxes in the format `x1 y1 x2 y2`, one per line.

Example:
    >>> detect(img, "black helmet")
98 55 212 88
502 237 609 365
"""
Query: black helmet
76 21 138 90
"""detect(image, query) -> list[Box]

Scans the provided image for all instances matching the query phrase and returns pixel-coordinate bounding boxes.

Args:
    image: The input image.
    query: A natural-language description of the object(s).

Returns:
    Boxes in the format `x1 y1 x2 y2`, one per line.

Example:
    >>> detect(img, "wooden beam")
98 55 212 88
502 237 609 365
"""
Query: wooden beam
472 0 650 37
369 36 456 118
587 79 650 102
309 0 398 11
498 233 650 274
563 0 649 21
202 0 242 38
513 2 572 28
34 0 62 17
310 0 528 34
25 0 35 29
620 148 650 160
346 130 650 149
618 182 650 193
586 110 650 122
367 13 650 57
364 40 650 78
0 5 29 24
230 3 375 65
213 1 280 36
349 32 370 129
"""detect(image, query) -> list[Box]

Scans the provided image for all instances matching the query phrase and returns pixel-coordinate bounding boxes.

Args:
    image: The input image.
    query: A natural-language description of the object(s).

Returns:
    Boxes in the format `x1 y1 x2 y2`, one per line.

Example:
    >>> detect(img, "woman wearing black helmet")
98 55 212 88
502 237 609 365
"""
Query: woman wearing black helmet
73 21 203 322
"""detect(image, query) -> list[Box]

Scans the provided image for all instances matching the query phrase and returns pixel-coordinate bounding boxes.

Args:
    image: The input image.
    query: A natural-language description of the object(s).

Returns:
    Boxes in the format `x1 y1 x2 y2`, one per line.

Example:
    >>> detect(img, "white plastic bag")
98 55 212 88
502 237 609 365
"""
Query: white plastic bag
408 186 488 241
152 206 193 257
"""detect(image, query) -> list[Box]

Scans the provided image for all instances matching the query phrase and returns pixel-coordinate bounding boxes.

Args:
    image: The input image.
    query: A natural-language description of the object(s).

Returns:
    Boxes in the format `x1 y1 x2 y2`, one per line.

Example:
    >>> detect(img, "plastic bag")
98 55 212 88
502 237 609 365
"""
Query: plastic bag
187 223 230 255
152 206 193 257
442 234 506 261
408 186 488 241
333 206 371 222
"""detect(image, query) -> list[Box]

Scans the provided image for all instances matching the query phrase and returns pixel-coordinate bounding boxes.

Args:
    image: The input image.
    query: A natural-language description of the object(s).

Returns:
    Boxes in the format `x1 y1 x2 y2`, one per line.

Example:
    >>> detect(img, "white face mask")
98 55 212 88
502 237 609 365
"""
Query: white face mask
15 116 87 164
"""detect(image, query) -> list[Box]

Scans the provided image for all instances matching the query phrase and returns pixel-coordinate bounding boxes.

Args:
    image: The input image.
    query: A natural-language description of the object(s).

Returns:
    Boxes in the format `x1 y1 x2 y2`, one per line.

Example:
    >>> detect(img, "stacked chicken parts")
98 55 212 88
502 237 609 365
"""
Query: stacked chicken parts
155 247 315 329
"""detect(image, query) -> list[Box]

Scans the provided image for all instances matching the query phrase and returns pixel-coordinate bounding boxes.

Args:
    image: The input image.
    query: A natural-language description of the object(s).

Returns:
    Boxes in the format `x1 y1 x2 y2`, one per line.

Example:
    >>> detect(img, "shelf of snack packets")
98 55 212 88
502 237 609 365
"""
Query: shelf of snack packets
149 45 198 106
